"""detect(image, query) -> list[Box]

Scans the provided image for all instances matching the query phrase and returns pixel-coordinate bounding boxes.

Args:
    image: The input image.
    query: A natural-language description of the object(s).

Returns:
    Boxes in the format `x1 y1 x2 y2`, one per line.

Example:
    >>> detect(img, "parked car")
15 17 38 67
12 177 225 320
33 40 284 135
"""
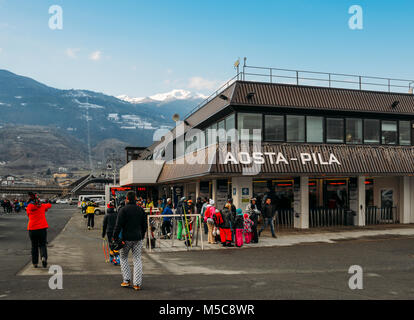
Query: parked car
56 198 70 204
93 200 105 215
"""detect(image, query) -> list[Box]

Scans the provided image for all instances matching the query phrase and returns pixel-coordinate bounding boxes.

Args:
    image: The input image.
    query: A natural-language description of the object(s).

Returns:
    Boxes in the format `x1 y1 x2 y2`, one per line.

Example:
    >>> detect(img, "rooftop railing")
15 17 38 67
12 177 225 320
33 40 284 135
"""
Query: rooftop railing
184 64 414 120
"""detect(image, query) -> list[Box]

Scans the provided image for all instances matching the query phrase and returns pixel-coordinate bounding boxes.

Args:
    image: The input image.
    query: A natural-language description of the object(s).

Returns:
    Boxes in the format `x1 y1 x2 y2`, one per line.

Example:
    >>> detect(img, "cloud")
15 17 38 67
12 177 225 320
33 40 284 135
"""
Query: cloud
66 48 80 59
187 76 219 91
89 50 102 61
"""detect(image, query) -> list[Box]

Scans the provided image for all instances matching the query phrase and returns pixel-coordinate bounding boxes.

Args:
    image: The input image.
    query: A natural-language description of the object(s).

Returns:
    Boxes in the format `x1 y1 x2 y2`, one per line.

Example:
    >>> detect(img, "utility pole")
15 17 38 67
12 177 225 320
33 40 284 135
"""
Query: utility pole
106 153 123 185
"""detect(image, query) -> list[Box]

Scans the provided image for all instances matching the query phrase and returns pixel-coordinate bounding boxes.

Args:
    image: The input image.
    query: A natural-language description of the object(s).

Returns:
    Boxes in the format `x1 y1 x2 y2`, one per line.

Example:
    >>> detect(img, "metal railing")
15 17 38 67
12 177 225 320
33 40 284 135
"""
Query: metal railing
365 206 398 225
274 209 294 229
242 65 414 94
183 62 414 125
184 73 240 119
309 208 355 228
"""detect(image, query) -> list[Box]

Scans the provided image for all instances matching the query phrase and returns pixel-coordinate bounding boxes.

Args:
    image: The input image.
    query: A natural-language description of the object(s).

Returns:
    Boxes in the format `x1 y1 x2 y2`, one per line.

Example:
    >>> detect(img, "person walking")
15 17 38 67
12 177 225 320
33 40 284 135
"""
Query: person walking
102 200 118 264
26 192 52 268
243 213 254 244
259 197 277 238
113 191 147 291
86 200 96 230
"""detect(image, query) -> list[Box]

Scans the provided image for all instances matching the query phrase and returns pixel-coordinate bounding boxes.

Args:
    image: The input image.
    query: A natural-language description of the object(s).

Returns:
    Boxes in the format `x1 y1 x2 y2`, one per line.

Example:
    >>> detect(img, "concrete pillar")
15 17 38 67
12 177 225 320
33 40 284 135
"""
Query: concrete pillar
231 176 253 210
356 176 366 226
195 180 200 200
400 176 412 224
293 176 309 229
211 179 217 204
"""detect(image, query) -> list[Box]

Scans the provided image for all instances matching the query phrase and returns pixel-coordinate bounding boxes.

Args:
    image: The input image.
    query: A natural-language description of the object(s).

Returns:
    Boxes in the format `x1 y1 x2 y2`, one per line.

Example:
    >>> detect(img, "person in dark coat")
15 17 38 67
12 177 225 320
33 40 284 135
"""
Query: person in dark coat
102 201 118 264
259 197 277 238
113 191 147 291
219 204 234 247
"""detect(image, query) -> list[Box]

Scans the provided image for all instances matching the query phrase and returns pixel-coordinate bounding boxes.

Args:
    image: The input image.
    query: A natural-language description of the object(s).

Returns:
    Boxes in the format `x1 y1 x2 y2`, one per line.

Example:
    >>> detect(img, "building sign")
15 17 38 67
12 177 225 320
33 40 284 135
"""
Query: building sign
223 152 341 166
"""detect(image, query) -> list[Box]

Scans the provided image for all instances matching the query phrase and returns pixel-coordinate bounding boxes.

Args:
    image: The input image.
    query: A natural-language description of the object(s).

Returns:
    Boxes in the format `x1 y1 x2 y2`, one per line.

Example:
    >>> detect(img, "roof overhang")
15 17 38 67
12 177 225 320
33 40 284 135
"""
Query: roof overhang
119 160 165 186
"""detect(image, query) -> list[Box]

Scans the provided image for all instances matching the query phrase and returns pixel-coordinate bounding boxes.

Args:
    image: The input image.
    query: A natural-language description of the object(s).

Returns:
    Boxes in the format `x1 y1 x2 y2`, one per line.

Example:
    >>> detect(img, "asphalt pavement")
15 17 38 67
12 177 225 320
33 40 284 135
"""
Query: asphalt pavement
0 205 413 300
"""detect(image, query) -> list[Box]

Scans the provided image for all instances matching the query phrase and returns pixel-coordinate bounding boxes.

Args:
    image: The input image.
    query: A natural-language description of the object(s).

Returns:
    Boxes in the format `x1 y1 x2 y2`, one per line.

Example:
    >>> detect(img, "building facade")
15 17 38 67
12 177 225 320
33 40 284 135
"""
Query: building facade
119 73 414 229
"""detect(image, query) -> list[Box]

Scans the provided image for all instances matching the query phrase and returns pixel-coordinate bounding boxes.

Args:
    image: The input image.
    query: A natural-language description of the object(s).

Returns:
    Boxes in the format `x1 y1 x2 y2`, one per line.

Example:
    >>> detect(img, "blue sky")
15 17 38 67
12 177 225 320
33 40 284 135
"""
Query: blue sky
0 0 413 97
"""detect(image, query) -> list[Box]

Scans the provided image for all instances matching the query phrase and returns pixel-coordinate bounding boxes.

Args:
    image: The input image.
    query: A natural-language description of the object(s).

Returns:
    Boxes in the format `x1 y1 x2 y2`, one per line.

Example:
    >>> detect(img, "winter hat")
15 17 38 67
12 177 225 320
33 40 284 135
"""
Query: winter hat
167 198 171 203
236 208 243 215
215 209 220 213
243 213 249 219
209 199 214 205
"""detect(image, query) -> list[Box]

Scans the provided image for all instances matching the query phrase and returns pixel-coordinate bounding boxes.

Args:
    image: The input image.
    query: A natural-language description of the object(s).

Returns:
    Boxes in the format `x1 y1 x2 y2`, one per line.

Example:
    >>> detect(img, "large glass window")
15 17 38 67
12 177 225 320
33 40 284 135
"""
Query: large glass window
206 123 217 146
225 114 235 142
217 120 226 143
364 119 380 144
381 120 397 145
265 115 284 141
237 113 262 141
399 120 411 146
306 116 324 143
346 118 362 144
286 115 305 142
326 118 344 143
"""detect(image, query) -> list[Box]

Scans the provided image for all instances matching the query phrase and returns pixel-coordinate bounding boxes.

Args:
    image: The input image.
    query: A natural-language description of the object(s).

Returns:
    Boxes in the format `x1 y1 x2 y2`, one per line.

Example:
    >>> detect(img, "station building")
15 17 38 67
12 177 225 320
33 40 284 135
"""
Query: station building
119 66 414 229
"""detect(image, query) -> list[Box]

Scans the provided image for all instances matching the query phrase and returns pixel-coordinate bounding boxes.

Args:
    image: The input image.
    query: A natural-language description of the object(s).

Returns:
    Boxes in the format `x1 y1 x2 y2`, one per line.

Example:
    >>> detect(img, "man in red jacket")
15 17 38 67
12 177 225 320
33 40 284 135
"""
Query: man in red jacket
26 192 52 268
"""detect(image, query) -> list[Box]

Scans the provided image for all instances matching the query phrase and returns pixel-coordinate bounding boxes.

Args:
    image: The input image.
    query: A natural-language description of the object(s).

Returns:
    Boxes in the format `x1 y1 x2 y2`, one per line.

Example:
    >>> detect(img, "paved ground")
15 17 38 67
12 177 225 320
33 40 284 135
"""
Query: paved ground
0 205 413 300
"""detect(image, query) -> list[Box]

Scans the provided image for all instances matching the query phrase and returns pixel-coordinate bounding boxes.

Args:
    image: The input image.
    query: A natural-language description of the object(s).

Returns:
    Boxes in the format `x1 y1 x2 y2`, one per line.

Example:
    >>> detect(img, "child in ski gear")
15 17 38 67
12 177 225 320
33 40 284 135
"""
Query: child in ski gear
233 208 244 247
246 198 260 243
243 213 254 244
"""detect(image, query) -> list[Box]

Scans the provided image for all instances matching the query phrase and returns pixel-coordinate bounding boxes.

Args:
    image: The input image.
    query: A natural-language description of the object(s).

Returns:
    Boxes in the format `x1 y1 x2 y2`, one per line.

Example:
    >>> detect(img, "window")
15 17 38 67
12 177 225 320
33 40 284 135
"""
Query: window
346 118 362 144
217 120 226 143
326 118 344 143
364 119 380 144
237 113 262 141
399 121 411 146
225 114 235 142
381 120 397 145
265 115 284 141
306 116 324 143
206 123 217 146
286 115 305 142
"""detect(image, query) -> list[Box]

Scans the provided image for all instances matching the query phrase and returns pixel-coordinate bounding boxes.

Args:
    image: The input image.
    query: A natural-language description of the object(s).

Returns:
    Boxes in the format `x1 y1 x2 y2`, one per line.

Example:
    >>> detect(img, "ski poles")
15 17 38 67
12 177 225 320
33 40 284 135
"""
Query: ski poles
182 203 192 248
102 238 110 263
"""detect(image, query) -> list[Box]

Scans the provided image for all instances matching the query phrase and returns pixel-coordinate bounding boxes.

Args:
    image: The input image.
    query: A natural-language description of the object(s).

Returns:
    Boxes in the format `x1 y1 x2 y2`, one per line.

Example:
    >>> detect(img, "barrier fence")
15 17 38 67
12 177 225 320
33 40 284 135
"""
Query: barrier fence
365 206 398 225
146 213 204 253
309 208 355 228
274 209 294 229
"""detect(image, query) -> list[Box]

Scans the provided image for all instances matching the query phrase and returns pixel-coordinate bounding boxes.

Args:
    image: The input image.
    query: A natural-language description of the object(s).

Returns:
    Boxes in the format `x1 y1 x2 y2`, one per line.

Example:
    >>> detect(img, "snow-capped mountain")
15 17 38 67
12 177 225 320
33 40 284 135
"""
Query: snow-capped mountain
117 89 208 104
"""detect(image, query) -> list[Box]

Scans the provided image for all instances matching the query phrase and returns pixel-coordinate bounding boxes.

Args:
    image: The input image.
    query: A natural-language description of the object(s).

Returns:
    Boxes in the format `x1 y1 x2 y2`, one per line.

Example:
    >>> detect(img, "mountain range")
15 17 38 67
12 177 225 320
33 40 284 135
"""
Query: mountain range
0 69 204 174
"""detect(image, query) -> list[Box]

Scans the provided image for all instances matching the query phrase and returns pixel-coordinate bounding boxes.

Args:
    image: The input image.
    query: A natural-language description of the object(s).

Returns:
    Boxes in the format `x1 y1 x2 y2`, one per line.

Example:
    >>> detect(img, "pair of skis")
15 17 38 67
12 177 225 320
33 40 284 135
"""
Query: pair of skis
181 202 192 249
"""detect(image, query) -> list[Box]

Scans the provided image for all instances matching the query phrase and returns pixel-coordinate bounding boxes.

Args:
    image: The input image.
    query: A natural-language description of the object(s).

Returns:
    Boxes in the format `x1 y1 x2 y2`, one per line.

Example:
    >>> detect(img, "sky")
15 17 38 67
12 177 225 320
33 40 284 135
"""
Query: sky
0 0 413 98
